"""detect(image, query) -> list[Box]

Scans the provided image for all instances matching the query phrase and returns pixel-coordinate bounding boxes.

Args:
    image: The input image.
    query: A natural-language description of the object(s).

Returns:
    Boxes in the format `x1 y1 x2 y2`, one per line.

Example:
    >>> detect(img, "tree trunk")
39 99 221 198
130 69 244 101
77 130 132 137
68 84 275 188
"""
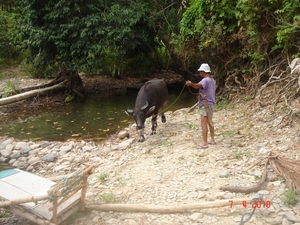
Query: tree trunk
0 70 86 107
87 198 251 213
0 81 67 106
160 35 197 82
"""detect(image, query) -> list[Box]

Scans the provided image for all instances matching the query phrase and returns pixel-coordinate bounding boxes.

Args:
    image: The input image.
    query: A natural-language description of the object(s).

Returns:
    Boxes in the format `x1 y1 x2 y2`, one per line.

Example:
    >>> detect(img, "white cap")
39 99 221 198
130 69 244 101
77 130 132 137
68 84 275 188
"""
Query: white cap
198 63 211 73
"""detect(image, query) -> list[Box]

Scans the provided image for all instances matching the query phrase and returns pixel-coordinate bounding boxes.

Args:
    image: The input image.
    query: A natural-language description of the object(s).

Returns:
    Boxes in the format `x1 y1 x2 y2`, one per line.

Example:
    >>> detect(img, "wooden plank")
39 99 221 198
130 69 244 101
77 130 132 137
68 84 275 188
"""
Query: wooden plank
0 169 55 201
0 169 81 222
0 166 93 224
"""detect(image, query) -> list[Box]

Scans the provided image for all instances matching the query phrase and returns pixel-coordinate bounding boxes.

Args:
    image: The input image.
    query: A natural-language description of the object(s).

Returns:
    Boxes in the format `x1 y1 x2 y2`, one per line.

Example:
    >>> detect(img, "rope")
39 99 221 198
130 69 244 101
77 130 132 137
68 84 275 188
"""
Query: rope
164 83 187 111
48 166 86 200
164 81 201 112
238 194 263 225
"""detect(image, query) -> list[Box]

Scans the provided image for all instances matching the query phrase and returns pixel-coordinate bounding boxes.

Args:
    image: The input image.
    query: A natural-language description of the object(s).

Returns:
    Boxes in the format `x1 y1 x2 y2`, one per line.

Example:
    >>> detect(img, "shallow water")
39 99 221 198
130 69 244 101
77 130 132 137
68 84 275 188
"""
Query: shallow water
0 88 197 142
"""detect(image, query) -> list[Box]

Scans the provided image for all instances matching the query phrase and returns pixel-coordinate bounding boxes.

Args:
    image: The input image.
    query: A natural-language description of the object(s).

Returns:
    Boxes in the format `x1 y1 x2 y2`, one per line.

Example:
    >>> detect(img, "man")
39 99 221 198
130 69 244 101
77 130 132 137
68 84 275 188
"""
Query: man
186 63 216 148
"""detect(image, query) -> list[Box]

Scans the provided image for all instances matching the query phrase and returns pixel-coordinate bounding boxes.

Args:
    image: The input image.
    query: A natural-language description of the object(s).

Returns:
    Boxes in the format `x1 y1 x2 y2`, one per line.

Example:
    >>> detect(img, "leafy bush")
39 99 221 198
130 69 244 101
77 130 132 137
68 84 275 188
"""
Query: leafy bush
0 9 22 65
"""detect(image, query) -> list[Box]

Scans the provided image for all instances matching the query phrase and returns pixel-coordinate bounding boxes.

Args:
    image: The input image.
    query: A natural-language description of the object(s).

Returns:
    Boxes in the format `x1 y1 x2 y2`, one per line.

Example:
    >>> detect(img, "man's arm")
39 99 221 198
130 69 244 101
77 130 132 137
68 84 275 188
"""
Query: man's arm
186 80 202 89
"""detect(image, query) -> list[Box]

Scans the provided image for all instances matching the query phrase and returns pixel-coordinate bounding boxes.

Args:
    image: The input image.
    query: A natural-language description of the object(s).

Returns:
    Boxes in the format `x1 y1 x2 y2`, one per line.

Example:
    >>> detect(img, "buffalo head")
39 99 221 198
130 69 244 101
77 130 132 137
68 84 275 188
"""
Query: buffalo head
125 101 155 130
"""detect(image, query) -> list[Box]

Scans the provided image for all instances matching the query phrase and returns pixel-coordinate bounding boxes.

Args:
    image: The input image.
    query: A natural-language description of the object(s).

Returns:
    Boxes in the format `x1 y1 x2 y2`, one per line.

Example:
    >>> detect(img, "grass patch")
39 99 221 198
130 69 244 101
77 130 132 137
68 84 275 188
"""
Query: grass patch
233 151 241 159
220 130 236 137
215 99 235 111
244 151 252 157
0 209 10 218
101 192 118 203
99 172 108 184
283 189 298 207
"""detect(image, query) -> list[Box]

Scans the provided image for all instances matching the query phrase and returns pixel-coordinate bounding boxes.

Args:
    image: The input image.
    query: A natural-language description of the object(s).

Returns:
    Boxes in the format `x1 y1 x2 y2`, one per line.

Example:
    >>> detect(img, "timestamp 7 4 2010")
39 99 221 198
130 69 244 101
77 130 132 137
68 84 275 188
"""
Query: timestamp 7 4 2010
229 200 271 208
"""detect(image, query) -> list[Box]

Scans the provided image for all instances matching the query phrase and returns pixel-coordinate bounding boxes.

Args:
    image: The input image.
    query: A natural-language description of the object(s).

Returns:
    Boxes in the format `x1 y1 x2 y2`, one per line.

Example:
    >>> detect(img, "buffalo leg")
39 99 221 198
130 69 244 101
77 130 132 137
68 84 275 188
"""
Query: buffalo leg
161 111 166 123
137 129 145 142
151 115 158 135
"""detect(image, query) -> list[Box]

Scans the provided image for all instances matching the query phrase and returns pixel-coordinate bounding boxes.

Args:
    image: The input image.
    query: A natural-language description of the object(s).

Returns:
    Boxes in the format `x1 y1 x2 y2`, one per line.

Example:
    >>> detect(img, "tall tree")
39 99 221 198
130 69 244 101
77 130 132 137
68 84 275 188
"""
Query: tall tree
18 0 157 75
180 0 300 92
11 0 159 102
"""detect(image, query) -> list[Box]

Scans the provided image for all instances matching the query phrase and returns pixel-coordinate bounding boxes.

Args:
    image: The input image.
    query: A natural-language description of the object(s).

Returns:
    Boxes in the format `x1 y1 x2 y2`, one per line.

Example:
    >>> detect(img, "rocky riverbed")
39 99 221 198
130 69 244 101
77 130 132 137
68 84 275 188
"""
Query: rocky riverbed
1 100 300 225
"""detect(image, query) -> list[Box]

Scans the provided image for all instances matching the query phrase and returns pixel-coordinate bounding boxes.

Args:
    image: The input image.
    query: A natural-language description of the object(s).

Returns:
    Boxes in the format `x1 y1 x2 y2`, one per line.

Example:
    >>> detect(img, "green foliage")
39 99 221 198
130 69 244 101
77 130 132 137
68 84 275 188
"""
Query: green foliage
0 9 22 65
244 151 252 157
17 0 158 76
64 94 74 102
180 0 300 84
100 192 117 203
0 209 10 218
233 151 241 159
99 172 108 184
283 188 298 207
273 0 300 56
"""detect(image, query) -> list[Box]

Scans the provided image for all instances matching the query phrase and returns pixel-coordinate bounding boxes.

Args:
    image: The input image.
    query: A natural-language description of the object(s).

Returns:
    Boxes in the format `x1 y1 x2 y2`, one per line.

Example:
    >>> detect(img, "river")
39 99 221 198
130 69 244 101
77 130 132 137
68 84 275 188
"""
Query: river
0 88 197 142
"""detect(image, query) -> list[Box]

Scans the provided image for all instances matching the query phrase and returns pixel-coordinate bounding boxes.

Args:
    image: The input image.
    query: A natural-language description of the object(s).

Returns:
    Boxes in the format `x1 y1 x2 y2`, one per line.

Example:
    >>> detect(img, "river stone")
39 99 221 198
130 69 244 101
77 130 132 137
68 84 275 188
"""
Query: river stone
0 156 9 162
5 144 14 152
286 211 299 223
253 170 262 177
92 216 100 223
219 170 229 178
21 146 31 154
118 138 135 150
0 149 12 158
189 213 203 221
118 130 129 139
42 153 57 162
59 143 73 155
12 161 20 167
30 143 41 149
223 193 233 199
265 216 283 224
279 144 290 151
9 158 16 164
53 165 68 172
82 145 94 152
15 142 28 150
282 218 290 225
2 138 14 147
41 141 51 148
26 165 34 171
197 191 205 199
17 162 27 169
27 157 40 164
10 151 21 159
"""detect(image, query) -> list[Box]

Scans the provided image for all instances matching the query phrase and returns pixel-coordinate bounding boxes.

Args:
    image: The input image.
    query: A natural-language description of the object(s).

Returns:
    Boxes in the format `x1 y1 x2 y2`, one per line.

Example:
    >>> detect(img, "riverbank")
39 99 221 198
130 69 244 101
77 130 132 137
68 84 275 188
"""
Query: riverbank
1 98 300 225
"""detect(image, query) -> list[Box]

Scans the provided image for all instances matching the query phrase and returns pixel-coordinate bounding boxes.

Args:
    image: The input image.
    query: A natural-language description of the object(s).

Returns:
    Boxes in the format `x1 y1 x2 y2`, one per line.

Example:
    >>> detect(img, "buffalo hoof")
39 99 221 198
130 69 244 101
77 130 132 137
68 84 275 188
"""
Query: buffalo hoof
138 135 145 142
162 115 166 123
150 131 156 135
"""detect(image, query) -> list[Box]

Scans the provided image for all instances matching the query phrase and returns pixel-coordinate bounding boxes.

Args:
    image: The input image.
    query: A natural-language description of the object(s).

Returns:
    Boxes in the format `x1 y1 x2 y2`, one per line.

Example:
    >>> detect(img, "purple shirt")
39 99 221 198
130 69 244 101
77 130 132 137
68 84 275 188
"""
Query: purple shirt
198 77 216 106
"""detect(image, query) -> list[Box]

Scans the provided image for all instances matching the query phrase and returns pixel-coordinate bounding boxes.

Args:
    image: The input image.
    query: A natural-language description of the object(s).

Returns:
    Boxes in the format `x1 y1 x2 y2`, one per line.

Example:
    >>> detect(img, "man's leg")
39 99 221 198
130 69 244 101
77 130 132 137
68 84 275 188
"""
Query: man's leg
208 120 215 144
201 115 208 146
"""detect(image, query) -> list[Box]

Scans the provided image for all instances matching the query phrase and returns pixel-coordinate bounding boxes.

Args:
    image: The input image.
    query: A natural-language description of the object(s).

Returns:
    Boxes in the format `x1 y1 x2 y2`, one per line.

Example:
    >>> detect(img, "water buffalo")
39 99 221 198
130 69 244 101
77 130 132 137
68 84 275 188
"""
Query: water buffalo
126 78 168 142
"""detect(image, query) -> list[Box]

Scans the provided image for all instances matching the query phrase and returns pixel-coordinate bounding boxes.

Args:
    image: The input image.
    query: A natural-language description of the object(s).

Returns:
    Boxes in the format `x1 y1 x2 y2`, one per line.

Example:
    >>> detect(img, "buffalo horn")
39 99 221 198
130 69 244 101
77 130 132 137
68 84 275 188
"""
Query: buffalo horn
141 101 149 110
126 108 133 114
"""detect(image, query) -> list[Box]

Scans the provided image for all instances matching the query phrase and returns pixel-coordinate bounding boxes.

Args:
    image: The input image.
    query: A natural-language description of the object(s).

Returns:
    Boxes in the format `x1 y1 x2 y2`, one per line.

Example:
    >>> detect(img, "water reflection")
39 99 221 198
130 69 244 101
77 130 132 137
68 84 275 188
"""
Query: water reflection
0 89 197 141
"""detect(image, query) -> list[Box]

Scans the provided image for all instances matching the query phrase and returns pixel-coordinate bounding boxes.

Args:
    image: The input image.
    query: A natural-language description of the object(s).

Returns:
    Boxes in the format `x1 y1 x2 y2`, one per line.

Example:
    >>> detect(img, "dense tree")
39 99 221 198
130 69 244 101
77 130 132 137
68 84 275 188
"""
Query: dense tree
17 0 158 75
1 0 300 106
0 7 21 63
180 0 300 92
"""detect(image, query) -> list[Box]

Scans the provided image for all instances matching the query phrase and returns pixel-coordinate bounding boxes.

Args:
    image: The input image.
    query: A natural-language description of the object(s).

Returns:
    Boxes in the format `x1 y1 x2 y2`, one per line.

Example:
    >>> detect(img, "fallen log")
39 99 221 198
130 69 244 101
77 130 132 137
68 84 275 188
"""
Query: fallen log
7 206 56 225
0 80 67 106
219 160 268 194
0 194 49 208
87 198 251 213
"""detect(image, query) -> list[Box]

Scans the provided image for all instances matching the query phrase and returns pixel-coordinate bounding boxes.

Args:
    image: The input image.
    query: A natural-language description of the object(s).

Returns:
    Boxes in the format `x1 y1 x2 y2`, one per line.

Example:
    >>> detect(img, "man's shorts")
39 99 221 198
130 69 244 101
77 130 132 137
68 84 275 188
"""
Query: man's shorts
199 105 214 117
